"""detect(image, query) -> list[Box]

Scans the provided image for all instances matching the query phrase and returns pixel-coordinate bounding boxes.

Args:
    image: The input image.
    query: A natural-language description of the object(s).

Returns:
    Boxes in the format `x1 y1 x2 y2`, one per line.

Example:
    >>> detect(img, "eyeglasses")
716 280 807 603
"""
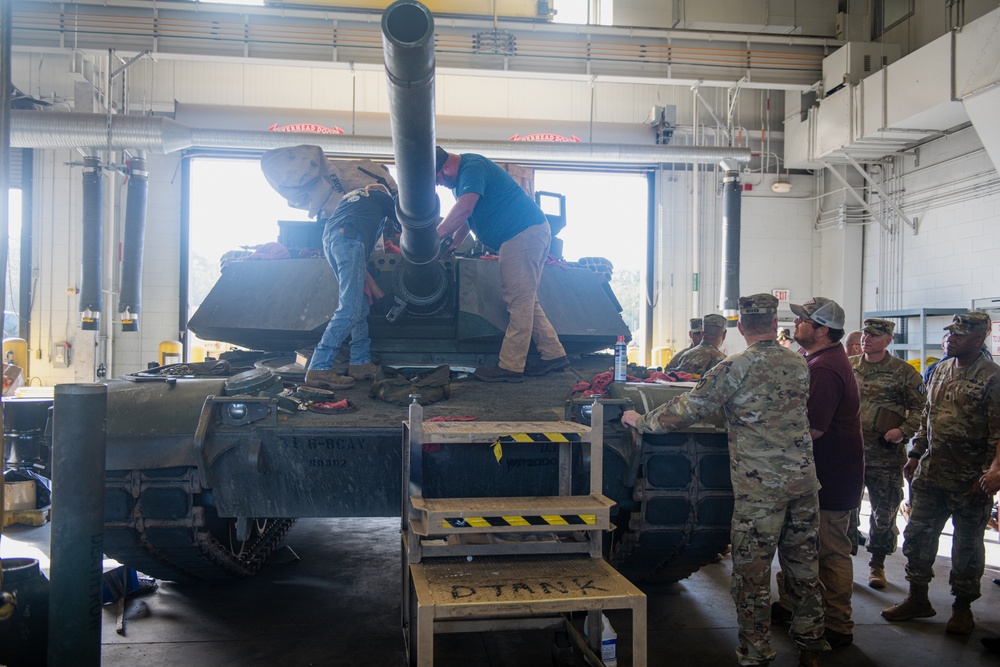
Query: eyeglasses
794 316 819 327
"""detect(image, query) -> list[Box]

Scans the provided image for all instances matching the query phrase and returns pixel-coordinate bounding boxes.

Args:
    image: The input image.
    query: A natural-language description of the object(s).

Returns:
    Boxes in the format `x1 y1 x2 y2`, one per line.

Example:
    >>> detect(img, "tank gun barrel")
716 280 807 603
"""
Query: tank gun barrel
381 0 440 266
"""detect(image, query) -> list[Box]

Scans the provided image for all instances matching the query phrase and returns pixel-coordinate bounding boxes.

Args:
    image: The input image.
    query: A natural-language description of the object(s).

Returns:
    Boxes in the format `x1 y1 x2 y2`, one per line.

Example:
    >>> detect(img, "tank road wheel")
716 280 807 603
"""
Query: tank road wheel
103 467 294 583
607 429 734 584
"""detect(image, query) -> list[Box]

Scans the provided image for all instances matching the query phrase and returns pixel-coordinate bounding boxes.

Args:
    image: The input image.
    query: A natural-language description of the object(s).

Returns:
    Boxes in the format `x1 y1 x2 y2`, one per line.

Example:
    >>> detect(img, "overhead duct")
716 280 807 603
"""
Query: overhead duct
10 110 751 167
719 160 741 322
118 154 148 332
79 155 103 331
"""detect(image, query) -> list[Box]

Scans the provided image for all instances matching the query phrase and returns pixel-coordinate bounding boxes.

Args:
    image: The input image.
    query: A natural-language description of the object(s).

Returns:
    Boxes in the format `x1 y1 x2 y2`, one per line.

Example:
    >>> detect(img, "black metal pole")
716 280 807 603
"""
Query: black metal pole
719 165 741 321
644 169 656 366
0 0 12 582
19 149 33 344
48 384 108 667
179 156 191 358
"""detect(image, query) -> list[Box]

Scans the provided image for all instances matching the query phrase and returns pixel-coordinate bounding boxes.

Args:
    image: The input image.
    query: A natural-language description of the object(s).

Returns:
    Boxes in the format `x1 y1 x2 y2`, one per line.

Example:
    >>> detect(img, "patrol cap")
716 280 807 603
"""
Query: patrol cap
862 318 895 337
702 313 727 332
790 297 846 329
435 146 449 174
944 311 991 335
738 293 779 315
689 318 704 333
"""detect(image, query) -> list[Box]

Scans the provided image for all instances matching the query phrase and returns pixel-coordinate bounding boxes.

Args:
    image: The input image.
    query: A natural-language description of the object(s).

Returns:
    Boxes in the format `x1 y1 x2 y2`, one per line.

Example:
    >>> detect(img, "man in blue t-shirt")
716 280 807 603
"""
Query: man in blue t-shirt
434 147 568 382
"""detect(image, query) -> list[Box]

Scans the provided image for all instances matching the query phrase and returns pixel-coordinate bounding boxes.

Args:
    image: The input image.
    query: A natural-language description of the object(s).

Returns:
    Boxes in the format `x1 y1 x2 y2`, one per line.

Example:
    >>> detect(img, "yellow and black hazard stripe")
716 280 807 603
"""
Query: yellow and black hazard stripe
498 432 582 444
491 432 582 462
443 514 596 529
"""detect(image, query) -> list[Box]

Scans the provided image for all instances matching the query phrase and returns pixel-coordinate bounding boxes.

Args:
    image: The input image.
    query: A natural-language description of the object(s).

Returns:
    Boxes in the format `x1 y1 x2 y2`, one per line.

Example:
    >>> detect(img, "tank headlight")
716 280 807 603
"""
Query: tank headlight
227 403 248 421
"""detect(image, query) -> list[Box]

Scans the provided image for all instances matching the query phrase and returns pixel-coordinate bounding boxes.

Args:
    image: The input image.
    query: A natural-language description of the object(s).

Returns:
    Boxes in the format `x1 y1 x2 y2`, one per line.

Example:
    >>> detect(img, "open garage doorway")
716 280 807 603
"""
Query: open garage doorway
533 170 647 352
186 157 647 360
186 156 310 360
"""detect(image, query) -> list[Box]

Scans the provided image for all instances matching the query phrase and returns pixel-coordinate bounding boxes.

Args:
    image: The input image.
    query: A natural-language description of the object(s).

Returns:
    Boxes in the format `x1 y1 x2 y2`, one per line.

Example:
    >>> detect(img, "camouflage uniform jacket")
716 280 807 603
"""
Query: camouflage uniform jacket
911 355 1000 491
665 343 696 371
850 353 925 469
674 342 727 377
636 340 820 503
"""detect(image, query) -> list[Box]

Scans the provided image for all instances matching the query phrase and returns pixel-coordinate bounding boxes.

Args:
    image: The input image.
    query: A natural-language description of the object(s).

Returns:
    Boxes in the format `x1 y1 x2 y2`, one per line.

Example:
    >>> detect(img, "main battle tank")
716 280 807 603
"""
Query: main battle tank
4 0 733 585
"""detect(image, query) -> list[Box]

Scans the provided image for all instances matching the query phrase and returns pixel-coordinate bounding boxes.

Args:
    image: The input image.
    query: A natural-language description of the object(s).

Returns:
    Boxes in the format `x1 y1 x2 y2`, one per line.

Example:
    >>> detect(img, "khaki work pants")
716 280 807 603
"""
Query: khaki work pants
777 509 854 635
818 509 854 634
496 222 566 372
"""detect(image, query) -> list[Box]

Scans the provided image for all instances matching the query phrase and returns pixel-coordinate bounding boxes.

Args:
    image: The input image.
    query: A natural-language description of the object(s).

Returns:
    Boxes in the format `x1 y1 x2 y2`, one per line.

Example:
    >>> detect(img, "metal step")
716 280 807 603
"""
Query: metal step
410 494 614 536
419 420 591 444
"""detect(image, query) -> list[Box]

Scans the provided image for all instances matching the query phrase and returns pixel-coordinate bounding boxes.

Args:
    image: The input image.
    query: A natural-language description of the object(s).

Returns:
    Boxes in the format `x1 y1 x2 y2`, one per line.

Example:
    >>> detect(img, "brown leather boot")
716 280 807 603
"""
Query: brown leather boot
305 369 357 390
348 362 379 381
881 582 936 621
946 597 975 635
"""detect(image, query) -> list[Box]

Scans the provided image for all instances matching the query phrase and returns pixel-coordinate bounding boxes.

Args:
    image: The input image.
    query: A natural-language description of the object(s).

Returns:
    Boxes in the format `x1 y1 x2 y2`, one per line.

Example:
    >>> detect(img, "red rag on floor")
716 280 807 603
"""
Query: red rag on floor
314 399 349 410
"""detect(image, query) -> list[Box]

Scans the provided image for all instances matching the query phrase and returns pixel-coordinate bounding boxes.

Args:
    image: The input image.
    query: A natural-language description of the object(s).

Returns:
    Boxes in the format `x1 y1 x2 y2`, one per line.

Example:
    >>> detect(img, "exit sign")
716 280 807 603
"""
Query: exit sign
772 289 790 303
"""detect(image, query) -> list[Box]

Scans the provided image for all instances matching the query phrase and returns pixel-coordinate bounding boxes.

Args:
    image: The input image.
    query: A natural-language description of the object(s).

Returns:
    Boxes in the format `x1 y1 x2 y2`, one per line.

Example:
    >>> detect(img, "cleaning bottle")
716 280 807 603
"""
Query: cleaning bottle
613 335 627 383
584 613 618 666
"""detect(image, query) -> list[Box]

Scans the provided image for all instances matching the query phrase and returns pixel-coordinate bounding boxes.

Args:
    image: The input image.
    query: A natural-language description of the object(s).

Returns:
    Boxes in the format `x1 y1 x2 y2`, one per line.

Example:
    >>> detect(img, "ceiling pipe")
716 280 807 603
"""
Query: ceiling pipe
10 110 752 166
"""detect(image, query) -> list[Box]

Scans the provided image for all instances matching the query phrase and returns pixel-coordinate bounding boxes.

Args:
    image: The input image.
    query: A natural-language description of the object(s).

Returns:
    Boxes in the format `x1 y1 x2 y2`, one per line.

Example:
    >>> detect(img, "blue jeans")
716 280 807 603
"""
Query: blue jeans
308 226 371 370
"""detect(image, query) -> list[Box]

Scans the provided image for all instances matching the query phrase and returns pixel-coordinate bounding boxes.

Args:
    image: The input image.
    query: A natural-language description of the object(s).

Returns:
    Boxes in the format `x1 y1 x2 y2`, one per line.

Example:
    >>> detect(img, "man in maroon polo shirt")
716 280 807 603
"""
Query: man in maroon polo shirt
773 297 865 650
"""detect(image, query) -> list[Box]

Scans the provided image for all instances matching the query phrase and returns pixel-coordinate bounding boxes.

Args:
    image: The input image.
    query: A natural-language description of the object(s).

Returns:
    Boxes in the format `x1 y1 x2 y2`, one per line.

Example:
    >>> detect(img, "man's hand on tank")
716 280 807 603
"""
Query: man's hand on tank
883 428 905 444
621 410 641 429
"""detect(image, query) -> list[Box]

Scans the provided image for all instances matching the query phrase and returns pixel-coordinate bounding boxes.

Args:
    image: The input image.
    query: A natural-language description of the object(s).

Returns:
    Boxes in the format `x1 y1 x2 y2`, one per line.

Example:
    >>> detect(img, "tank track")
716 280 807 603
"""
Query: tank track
608 428 733 583
104 466 294 582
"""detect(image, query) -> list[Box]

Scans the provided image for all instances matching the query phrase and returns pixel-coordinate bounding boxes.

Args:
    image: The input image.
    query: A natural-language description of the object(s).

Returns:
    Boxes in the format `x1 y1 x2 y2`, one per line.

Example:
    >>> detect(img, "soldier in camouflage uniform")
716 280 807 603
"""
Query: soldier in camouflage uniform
622 294 828 667
673 313 728 377
850 318 925 589
665 317 704 370
882 311 1000 636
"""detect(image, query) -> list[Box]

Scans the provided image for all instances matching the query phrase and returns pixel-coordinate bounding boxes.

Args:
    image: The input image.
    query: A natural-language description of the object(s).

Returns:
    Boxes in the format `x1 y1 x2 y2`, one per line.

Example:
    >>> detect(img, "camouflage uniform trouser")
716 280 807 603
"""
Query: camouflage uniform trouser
731 492 826 666
865 467 904 559
902 479 992 600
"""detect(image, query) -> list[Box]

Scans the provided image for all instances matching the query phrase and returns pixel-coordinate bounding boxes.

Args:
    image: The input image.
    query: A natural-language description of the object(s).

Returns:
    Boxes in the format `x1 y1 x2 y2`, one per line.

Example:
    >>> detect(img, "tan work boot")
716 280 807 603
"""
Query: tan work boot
305 369 357 390
881 582 936 621
348 361 380 381
868 554 887 589
946 598 975 635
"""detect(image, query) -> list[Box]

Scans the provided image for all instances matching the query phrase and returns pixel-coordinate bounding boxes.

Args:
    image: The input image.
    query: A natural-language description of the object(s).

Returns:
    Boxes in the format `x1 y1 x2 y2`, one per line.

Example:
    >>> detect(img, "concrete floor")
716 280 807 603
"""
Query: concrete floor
4 517 1000 666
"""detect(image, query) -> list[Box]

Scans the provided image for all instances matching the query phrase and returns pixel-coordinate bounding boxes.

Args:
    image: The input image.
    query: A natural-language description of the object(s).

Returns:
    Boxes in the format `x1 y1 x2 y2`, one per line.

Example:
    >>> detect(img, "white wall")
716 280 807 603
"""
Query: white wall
651 169 816 361
861 126 1000 338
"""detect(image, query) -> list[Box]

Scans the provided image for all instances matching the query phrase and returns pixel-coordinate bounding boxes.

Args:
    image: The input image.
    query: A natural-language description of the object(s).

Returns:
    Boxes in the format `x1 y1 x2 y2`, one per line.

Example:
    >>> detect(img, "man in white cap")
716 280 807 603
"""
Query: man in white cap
773 297 864 650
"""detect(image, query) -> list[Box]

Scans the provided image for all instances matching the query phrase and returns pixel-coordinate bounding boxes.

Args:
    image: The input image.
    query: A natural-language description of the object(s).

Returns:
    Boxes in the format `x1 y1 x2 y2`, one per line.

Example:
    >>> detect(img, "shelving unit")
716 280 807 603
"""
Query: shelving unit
863 307 965 372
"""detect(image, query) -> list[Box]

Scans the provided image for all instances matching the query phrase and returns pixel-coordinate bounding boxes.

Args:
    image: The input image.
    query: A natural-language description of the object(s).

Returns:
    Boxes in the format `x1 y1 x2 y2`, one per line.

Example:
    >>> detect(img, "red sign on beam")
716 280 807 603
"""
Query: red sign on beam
268 123 345 135
509 133 581 142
